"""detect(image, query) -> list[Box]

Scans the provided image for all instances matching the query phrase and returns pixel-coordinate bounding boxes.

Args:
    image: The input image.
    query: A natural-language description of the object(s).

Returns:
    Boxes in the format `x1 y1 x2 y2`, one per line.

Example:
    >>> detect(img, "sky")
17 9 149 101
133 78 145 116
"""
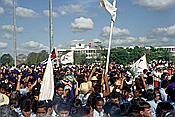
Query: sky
0 0 175 55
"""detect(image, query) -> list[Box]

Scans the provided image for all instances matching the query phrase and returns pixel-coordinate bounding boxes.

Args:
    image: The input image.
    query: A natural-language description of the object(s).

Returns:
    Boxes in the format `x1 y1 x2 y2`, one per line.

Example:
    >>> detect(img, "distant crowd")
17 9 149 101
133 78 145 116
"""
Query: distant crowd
0 60 175 117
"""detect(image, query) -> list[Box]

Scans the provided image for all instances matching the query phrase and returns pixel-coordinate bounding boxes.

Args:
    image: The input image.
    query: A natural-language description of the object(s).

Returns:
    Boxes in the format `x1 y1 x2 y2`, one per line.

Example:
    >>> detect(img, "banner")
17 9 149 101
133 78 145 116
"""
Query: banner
39 55 54 101
60 51 74 64
131 54 148 76
100 0 117 22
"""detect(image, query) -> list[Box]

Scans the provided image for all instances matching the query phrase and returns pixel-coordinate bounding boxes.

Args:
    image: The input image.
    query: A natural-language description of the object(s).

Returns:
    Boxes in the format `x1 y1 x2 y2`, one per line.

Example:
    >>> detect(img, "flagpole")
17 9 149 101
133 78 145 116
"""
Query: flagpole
13 0 17 68
49 0 54 52
105 0 116 74
105 20 114 74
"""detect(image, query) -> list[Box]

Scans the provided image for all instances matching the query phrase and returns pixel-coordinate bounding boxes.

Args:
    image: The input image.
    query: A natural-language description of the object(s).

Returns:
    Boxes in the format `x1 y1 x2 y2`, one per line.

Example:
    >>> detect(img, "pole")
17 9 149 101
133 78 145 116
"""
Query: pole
13 0 17 68
105 20 114 74
105 0 116 75
49 0 54 53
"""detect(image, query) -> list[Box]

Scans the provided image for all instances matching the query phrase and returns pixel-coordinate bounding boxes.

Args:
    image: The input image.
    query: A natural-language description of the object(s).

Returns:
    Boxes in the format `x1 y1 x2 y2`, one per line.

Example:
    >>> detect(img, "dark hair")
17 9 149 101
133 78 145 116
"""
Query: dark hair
138 101 151 112
156 102 174 117
20 98 32 112
109 92 120 99
161 80 169 88
36 101 48 112
55 83 65 90
56 102 70 113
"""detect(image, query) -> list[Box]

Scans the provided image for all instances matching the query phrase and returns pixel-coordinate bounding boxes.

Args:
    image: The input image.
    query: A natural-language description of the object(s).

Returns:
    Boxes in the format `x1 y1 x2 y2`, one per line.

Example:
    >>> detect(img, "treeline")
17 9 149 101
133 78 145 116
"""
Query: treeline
0 46 174 66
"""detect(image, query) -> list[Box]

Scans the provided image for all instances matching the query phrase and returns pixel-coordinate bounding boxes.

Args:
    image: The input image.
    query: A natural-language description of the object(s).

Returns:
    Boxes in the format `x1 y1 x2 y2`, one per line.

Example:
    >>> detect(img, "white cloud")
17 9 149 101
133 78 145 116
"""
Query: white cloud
1 25 24 33
71 17 94 32
58 4 86 15
101 26 130 38
16 7 38 18
72 39 84 42
0 7 4 16
132 0 175 10
1 0 13 6
2 33 12 40
22 41 49 50
152 25 175 37
43 10 58 18
0 42 7 49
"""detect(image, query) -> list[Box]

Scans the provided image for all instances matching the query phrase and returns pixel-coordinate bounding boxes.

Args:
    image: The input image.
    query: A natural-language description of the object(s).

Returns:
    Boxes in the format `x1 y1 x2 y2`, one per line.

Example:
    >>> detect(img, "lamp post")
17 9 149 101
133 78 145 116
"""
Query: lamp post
49 0 54 53
13 0 17 68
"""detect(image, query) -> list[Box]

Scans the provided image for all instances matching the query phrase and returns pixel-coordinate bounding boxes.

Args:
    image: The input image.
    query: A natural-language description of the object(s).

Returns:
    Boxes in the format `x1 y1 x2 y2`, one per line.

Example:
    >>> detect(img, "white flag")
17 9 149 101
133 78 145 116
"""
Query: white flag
131 55 148 76
39 55 54 101
100 0 117 22
60 51 74 64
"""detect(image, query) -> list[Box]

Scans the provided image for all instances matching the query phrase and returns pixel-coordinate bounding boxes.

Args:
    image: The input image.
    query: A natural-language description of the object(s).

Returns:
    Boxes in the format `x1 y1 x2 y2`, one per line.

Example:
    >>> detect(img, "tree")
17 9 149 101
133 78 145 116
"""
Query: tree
26 50 49 65
74 52 87 64
0 54 14 66
17 54 27 65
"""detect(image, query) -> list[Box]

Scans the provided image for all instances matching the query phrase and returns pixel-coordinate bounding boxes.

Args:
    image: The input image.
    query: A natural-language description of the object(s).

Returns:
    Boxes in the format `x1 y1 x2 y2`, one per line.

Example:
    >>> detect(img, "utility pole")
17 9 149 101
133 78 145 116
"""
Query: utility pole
13 0 17 68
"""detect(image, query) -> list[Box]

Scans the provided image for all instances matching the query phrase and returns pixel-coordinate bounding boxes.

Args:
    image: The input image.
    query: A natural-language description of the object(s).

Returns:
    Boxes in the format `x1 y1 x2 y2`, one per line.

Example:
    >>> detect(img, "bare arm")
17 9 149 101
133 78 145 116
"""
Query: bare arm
16 75 21 91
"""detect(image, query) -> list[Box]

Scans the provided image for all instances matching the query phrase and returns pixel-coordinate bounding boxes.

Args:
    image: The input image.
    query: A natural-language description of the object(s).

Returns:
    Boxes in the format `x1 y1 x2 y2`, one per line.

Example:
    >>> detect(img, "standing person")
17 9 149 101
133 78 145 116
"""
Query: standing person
138 101 152 117
56 103 70 117
93 97 105 117
36 101 48 117
53 84 65 105
159 80 168 101
19 98 34 117
147 93 161 117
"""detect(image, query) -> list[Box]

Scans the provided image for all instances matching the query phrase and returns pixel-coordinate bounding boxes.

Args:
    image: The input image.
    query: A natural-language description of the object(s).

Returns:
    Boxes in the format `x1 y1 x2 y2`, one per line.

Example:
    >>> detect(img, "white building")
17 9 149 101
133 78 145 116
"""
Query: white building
155 46 175 56
57 43 98 59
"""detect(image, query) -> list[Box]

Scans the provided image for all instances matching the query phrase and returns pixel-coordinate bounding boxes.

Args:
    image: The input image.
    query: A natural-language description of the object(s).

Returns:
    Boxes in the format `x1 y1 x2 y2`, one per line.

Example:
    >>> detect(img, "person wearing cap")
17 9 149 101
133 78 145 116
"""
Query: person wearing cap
90 76 98 88
147 92 161 117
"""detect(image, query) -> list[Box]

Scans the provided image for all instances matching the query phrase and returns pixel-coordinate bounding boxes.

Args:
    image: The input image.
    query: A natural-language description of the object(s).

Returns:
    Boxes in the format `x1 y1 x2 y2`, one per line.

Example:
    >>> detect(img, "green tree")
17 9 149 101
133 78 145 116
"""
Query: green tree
0 54 14 66
74 52 87 64
26 50 49 65
26 52 38 65
37 50 49 63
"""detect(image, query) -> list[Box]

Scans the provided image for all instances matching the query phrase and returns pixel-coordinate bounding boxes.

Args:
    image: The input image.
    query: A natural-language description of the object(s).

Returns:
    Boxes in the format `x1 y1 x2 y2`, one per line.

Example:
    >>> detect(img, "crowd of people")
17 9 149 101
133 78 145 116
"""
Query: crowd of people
0 60 175 117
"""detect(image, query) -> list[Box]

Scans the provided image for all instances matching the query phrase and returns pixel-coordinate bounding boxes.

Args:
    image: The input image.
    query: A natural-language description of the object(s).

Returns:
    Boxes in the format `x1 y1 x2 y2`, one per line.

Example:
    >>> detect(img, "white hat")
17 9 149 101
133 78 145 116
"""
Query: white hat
0 93 9 106
91 76 98 81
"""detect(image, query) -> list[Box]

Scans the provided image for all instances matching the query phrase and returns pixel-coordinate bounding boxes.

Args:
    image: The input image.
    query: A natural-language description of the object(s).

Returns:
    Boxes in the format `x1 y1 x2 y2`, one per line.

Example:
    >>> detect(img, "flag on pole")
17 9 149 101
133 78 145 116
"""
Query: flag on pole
60 51 74 64
131 54 148 77
100 0 117 22
39 55 54 101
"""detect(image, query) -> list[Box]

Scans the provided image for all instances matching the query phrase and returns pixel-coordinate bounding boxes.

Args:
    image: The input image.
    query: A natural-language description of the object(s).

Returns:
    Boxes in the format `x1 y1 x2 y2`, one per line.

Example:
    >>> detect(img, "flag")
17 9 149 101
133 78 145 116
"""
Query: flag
88 43 92 47
39 55 54 101
51 48 56 60
131 55 148 77
100 0 117 22
60 51 74 64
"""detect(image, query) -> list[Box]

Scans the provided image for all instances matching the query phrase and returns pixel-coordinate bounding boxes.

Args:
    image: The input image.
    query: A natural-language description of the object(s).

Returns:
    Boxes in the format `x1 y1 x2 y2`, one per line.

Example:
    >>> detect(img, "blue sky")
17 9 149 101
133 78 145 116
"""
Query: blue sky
0 0 175 55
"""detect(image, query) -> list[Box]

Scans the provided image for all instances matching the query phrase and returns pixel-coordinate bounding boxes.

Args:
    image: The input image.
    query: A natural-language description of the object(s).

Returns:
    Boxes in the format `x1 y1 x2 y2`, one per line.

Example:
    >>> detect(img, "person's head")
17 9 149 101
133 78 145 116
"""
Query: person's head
36 101 47 117
55 84 64 96
138 101 152 117
122 86 131 98
20 98 32 117
94 97 104 113
81 105 91 117
57 103 70 117
161 80 169 89
91 76 98 87
109 92 120 105
46 100 53 116
154 93 161 101
156 102 174 117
